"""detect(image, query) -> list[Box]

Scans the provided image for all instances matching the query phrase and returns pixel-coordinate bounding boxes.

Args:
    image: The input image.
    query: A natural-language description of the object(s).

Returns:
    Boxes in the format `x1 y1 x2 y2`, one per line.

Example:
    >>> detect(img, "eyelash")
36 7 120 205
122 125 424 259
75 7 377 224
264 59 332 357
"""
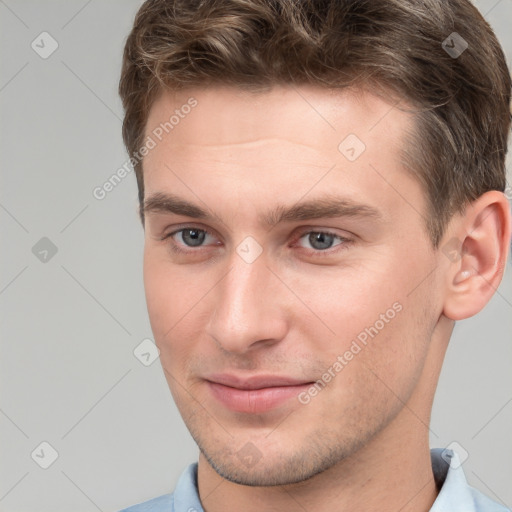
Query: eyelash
161 226 352 257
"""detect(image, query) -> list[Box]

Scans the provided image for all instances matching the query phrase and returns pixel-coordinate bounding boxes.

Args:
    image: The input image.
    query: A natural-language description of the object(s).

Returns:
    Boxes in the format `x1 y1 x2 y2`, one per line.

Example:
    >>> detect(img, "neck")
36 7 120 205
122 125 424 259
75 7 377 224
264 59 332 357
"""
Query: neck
198 418 437 512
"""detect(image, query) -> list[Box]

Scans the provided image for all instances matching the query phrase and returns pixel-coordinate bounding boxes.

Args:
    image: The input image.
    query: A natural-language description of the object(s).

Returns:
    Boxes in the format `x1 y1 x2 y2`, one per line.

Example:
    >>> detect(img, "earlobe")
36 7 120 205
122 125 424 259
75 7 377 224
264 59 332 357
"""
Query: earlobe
442 191 511 321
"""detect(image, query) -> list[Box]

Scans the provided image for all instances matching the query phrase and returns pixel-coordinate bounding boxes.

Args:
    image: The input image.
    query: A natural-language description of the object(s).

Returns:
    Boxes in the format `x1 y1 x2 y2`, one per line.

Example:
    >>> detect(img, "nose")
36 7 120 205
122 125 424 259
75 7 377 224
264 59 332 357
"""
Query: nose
205 252 289 354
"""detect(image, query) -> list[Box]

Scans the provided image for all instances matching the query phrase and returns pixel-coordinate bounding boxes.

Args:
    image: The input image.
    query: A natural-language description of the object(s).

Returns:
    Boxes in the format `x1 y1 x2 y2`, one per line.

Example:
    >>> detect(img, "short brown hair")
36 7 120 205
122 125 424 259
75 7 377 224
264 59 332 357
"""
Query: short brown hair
119 0 511 246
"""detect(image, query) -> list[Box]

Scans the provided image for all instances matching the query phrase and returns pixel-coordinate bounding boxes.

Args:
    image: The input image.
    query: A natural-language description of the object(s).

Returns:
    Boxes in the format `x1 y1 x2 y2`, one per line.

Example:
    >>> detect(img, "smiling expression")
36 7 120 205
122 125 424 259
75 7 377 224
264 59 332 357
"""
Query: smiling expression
141 85 445 485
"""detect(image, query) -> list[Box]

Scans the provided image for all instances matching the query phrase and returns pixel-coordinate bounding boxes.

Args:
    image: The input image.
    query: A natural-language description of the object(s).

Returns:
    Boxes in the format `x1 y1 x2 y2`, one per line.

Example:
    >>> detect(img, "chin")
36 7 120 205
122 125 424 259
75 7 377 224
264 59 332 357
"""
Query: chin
203 451 330 486
196 432 354 487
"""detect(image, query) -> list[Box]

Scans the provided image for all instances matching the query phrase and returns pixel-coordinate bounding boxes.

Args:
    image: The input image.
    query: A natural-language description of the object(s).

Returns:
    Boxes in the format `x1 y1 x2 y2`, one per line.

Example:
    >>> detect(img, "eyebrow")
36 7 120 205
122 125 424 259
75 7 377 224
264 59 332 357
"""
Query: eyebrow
143 192 382 227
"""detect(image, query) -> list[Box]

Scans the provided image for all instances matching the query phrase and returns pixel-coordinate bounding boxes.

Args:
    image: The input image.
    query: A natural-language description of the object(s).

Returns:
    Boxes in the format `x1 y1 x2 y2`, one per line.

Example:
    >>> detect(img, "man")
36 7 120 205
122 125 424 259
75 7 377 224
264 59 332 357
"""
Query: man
117 0 511 510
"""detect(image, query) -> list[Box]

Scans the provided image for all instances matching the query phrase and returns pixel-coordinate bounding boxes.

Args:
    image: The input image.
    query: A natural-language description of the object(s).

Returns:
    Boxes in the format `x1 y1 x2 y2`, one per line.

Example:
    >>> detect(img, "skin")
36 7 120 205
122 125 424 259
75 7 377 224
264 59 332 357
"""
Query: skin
141 85 511 512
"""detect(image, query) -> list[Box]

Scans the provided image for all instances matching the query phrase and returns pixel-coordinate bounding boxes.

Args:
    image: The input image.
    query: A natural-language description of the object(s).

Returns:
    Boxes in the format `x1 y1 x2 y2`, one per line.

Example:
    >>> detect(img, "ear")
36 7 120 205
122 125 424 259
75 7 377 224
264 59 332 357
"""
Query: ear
442 190 511 321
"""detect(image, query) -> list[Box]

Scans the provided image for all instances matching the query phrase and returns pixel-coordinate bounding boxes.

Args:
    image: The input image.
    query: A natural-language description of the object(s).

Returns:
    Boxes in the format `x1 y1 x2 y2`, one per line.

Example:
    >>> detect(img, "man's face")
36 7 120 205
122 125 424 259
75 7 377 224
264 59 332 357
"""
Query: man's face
142 86 445 485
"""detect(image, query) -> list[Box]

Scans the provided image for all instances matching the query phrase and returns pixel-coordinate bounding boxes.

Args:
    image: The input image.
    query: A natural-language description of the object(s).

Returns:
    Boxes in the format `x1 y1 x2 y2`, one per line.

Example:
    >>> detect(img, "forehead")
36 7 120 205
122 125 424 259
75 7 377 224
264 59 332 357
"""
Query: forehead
142 85 424 231
145 85 410 152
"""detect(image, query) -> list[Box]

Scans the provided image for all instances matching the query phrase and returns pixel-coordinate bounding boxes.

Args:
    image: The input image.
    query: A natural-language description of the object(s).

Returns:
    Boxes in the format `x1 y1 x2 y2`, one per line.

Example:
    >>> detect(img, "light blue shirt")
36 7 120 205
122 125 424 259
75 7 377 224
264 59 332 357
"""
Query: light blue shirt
118 449 510 511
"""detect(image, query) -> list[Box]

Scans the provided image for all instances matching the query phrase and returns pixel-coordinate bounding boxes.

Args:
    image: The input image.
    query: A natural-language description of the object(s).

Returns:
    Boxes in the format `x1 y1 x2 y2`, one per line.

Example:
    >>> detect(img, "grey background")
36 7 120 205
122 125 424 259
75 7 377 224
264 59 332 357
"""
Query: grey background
0 1 511 511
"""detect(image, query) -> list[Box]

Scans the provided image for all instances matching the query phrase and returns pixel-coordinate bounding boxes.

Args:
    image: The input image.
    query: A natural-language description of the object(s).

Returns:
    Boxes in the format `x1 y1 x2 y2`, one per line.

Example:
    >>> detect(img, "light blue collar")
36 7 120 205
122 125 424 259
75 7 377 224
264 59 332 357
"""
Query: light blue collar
121 448 509 511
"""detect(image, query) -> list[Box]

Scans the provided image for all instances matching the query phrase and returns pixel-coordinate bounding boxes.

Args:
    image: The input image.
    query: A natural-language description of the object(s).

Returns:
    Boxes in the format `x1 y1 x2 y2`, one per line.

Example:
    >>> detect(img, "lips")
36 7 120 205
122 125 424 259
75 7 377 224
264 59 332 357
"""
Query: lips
205 374 313 414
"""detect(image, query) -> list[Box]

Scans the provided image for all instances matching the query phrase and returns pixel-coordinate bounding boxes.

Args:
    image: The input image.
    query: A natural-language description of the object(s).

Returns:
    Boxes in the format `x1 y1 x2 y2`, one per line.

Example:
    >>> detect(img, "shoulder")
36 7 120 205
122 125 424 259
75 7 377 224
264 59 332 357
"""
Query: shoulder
117 492 173 512
116 463 200 512
430 448 510 512
469 486 510 512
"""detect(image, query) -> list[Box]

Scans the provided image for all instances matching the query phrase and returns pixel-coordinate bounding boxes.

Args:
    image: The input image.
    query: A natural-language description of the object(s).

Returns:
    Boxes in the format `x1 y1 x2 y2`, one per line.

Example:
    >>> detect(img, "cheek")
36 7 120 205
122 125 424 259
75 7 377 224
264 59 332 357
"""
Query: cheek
143 251 214 363
143 253 170 333
332 283 435 406
285 264 404 349
290 252 434 378
143 252 187 348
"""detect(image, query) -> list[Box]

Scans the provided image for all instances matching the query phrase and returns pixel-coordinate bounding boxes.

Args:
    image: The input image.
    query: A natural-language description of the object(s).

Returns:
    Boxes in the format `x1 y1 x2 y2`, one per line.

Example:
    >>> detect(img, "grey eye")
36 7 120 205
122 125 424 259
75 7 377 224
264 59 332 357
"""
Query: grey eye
180 228 206 247
301 232 339 250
